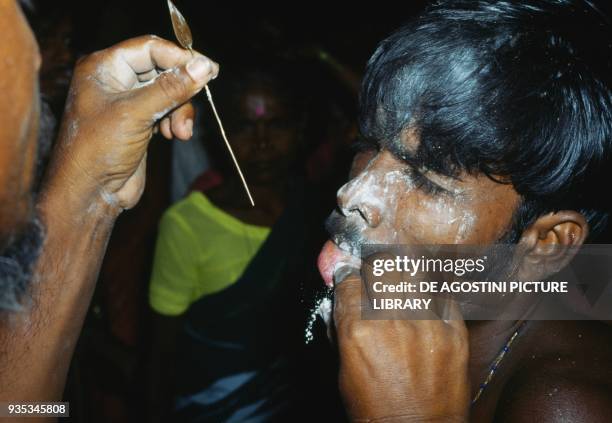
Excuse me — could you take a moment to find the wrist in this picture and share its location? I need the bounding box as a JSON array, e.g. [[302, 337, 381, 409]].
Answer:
[[38, 161, 122, 227]]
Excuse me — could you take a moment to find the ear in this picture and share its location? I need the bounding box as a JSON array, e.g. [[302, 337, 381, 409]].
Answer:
[[515, 211, 588, 280]]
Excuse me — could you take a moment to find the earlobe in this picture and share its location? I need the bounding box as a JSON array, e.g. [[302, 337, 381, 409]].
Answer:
[[516, 211, 589, 280]]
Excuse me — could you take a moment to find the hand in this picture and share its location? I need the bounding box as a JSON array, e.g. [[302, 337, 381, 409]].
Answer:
[[333, 272, 470, 422], [48, 35, 218, 211]]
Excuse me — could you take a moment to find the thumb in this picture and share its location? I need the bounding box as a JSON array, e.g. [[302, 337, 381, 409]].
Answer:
[[131, 55, 217, 122]]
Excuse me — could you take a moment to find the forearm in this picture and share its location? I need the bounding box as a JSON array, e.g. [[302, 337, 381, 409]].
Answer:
[[0, 33, 215, 408], [0, 171, 120, 402]]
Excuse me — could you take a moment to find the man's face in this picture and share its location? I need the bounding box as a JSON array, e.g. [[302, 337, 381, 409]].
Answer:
[[0, 0, 41, 247], [0, 0, 44, 310], [318, 129, 520, 286]]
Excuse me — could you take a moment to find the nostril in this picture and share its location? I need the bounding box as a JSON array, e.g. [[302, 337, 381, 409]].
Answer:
[[338, 205, 350, 217], [339, 205, 382, 228], [338, 205, 363, 220], [259, 139, 272, 150], [360, 205, 382, 228]]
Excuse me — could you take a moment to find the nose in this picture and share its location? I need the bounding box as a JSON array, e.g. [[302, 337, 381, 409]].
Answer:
[[255, 122, 270, 151], [336, 170, 384, 228]]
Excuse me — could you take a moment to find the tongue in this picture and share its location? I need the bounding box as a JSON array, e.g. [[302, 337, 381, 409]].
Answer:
[[317, 240, 360, 287]]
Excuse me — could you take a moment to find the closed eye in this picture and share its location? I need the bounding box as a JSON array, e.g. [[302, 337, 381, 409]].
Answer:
[[405, 167, 450, 196]]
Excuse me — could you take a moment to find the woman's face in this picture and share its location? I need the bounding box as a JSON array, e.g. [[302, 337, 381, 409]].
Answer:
[[228, 86, 300, 185]]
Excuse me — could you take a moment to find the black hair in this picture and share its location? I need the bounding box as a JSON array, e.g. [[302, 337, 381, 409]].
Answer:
[[359, 0, 612, 240]]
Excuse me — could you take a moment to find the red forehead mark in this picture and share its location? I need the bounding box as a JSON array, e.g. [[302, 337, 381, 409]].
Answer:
[[247, 95, 267, 118]]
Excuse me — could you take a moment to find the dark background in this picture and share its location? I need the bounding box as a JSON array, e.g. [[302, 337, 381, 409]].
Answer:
[[25, 1, 428, 422]]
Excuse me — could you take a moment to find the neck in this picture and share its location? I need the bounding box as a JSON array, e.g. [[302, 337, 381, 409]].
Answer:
[[466, 320, 525, 398], [229, 175, 289, 208]]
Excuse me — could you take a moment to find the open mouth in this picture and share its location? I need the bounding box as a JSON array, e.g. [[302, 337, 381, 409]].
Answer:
[[316, 237, 361, 287]]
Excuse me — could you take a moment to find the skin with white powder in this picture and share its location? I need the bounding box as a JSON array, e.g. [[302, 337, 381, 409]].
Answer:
[[333, 130, 519, 247], [317, 129, 521, 319]]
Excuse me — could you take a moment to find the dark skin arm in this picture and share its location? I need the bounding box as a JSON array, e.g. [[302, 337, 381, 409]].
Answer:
[[0, 36, 218, 415]]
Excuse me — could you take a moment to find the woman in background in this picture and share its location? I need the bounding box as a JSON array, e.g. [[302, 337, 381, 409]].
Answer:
[[148, 58, 314, 422]]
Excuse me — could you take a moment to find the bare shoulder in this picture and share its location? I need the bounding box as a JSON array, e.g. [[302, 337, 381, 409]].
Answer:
[[495, 320, 612, 422]]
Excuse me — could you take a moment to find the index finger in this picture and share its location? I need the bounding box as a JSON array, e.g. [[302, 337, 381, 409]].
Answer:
[[102, 35, 218, 87], [333, 272, 364, 327], [113, 35, 194, 73]]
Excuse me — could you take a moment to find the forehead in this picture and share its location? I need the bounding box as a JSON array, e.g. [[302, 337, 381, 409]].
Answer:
[[240, 86, 287, 117]]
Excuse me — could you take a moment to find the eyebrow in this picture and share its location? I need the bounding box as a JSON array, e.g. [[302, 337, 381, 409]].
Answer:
[[380, 137, 421, 169], [378, 136, 464, 197]]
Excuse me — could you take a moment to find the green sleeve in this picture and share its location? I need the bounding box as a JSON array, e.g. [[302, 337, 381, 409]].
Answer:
[[149, 210, 199, 316]]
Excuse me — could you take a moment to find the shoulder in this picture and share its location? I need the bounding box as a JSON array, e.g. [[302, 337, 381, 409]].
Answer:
[[496, 360, 612, 422], [165, 191, 209, 216], [496, 321, 612, 422], [161, 192, 221, 229]]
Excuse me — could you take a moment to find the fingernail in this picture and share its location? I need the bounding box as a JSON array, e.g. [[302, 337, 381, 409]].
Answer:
[[185, 119, 193, 137], [186, 57, 211, 81]]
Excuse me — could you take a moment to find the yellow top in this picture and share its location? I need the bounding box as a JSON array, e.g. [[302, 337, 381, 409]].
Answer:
[[149, 191, 270, 316]]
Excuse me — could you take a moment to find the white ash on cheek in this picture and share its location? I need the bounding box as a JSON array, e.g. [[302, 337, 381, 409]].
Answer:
[[454, 210, 478, 243], [405, 189, 474, 242]]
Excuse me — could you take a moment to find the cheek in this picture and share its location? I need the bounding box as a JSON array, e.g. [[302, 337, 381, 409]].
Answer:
[[393, 193, 482, 244], [398, 196, 515, 244], [270, 130, 298, 155], [231, 134, 253, 157]]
